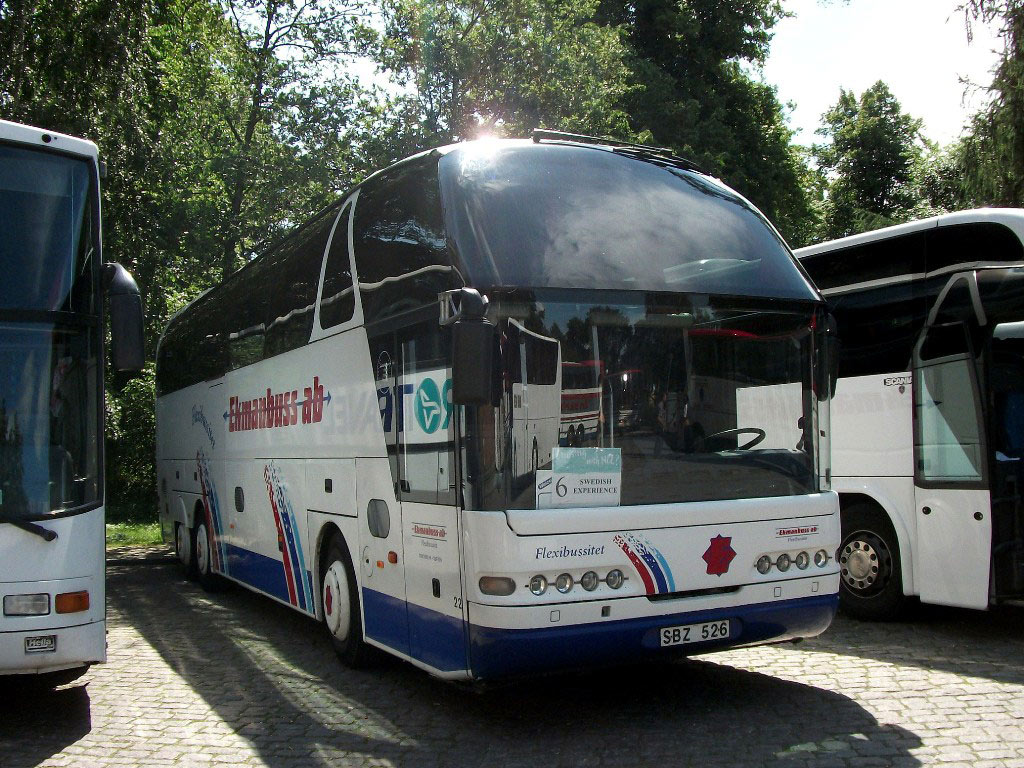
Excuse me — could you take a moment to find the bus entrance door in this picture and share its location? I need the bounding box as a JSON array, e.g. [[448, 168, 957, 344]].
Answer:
[[912, 277, 992, 609]]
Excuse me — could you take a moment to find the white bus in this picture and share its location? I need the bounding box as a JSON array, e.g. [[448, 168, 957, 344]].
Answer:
[[797, 210, 1024, 618], [156, 133, 841, 681], [0, 120, 144, 684]]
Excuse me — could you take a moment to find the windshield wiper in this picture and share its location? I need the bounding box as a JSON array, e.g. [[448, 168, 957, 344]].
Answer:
[[1, 518, 58, 541]]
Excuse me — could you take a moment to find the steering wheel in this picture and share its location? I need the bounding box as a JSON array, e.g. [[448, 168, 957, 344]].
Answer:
[[703, 427, 766, 451]]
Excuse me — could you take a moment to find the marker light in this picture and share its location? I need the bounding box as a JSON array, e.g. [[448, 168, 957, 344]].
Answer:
[[3, 594, 50, 616], [529, 575, 548, 596], [55, 590, 90, 614], [606, 569, 625, 589], [795, 552, 810, 570], [580, 571, 599, 591], [776, 553, 791, 572], [814, 549, 830, 567], [479, 577, 516, 596], [556, 573, 574, 593], [756, 555, 772, 575]]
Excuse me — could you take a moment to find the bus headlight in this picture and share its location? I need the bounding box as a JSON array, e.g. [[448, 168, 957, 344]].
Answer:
[[776, 553, 791, 572], [795, 552, 810, 570], [606, 569, 625, 589], [479, 577, 516, 596], [3, 593, 50, 616], [555, 573, 574, 593], [756, 555, 772, 574], [814, 549, 830, 567], [529, 575, 548, 596], [580, 571, 599, 591]]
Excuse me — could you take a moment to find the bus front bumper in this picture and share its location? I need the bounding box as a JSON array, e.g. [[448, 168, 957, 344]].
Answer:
[[467, 592, 837, 680], [0, 619, 104, 676]]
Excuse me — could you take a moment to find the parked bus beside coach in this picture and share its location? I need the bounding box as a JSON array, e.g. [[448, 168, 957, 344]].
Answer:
[[797, 210, 1024, 619], [0, 119, 144, 684], [156, 131, 841, 681]]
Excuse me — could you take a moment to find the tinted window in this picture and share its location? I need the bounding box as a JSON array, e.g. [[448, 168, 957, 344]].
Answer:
[[353, 157, 457, 324], [319, 203, 355, 329], [927, 222, 1024, 272], [0, 145, 96, 314], [264, 206, 339, 353], [157, 205, 338, 394], [440, 144, 816, 300], [827, 284, 930, 377], [801, 231, 927, 292]]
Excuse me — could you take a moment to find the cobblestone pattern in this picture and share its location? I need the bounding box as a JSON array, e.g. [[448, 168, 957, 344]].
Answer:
[[1, 553, 1023, 768]]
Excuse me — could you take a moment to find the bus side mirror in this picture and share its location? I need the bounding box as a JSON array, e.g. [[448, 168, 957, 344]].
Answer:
[[104, 262, 145, 372], [452, 319, 494, 405], [444, 288, 494, 405]]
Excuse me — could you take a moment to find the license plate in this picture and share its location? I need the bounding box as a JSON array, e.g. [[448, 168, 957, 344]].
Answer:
[[659, 620, 730, 647], [25, 635, 56, 654]]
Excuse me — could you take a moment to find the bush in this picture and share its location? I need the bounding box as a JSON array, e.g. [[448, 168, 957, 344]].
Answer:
[[105, 364, 157, 523]]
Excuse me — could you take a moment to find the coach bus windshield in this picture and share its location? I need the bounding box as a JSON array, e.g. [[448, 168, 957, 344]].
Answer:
[[0, 144, 100, 521], [469, 290, 822, 511], [439, 142, 817, 301]]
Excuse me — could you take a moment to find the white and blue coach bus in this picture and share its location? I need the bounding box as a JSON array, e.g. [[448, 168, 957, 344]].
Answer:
[[156, 132, 841, 681], [0, 119, 143, 684]]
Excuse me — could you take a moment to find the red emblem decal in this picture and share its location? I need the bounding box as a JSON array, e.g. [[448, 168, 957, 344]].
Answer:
[[702, 535, 736, 576]]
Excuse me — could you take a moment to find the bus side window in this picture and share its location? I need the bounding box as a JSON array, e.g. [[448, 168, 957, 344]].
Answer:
[[264, 206, 337, 355], [319, 202, 355, 329], [352, 157, 456, 325], [397, 322, 455, 504]]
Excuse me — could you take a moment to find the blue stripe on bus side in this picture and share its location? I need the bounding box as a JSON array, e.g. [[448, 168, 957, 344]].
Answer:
[[467, 593, 838, 680], [224, 543, 312, 610], [361, 588, 468, 672]]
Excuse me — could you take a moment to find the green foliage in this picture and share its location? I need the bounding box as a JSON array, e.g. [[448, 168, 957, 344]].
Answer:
[[378, 0, 633, 143], [106, 521, 163, 547], [594, 0, 817, 245], [959, 1, 1024, 205], [105, 365, 157, 521], [814, 81, 927, 239]]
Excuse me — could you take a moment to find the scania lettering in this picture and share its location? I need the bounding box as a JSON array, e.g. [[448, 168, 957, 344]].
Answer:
[[797, 210, 1024, 618], [156, 131, 840, 680], [0, 120, 144, 684]]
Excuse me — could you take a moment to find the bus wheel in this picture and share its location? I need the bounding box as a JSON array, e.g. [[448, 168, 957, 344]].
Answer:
[[838, 504, 905, 620], [321, 536, 372, 668], [175, 522, 197, 581], [194, 520, 222, 592]]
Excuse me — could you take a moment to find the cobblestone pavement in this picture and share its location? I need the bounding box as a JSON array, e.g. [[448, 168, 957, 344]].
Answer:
[[2, 550, 1023, 768]]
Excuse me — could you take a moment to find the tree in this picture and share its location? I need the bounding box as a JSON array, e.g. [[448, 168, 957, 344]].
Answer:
[[814, 81, 925, 239], [960, 1, 1024, 205], [593, 0, 817, 246], [377, 0, 633, 145]]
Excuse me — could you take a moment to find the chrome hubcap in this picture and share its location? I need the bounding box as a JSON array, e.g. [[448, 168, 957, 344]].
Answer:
[[839, 532, 891, 595]]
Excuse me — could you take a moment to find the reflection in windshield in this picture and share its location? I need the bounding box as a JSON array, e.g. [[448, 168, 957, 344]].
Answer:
[[0, 145, 94, 312], [0, 323, 100, 520], [440, 144, 817, 300], [465, 291, 821, 511]]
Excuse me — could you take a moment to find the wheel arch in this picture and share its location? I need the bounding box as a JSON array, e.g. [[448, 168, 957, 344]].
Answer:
[[837, 490, 916, 598], [313, 521, 358, 621]]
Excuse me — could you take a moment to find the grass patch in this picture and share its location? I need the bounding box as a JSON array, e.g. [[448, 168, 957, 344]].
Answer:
[[106, 522, 163, 548]]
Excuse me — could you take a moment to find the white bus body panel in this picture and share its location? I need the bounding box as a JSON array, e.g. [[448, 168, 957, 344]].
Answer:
[[915, 487, 992, 609], [0, 507, 106, 674]]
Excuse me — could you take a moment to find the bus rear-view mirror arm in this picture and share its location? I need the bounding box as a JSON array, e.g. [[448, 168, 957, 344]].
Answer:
[[103, 262, 145, 373], [446, 288, 495, 405]]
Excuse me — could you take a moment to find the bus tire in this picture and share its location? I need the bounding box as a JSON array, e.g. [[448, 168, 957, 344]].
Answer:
[[321, 536, 372, 668], [175, 521, 197, 580], [838, 503, 905, 621], [194, 520, 223, 592]]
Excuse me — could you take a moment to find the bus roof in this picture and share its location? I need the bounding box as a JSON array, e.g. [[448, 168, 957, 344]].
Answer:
[[0, 119, 99, 160], [794, 208, 1024, 259]]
